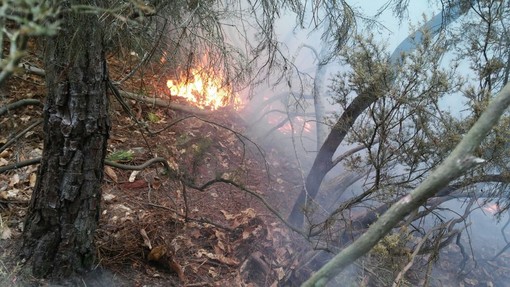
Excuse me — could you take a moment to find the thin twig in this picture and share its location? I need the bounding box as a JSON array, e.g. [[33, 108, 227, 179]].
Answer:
[[147, 202, 233, 231], [183, 176, 306, 237], [0, 120, 43, 154]]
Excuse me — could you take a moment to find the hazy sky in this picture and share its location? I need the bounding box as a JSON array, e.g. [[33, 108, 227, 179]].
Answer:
[[276, 1, 444, 69]]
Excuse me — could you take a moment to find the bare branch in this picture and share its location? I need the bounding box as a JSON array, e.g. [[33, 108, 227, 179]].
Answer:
[[303, 82, 510, 286]]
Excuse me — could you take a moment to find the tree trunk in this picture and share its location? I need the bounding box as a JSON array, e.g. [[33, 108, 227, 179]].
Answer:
[[287, 90, 379, 227], [21, 1, 109, 278]]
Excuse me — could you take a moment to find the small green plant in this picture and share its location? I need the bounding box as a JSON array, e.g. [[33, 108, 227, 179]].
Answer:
[[147, 112, 160, 123], [107, 150, 134, 162]]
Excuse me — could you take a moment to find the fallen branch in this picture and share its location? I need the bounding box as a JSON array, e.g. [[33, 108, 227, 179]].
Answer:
[[20, 63, 46, 77], [119, 90, 212, 116], [0, 99, 43, 117], [2, 153, 303, 243], [105, 157, 169, 171], [0, 157, 169, 174], [0, 158, 41, 173], [11, 63, 211, 117], [147, 202, 234, 232], [0, 120, 43, 154]]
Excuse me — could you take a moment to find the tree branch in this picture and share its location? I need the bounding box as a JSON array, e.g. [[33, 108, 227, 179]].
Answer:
[[0, 120, 43, 154], [0, 99, 43, 117], [0, 157, 169, 174], [303, 82, 510, 287]]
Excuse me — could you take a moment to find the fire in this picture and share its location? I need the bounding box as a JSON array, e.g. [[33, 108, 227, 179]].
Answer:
[[166, 68, 240, 110], [477, 199, 502, 214], [482, 202, 501, 214]]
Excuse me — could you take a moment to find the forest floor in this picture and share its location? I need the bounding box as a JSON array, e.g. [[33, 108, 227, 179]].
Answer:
[[0, 47, 311, 286], [2, 45, 510, 287]]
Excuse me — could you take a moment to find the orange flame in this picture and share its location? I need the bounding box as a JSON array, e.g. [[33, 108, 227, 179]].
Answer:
[[482, 203, 501, 214], [166, 68, 240, 110], [477, 199, 502, 214]]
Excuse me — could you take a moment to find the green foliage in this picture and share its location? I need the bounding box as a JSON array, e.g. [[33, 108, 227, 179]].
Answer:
[[305, 2, 510, 285], [146, 111, 160, 123], [175, 134, 212, 177], [371, 233, 409, 258], [328, 21, 466, 195], [176, 133, 191, 146]]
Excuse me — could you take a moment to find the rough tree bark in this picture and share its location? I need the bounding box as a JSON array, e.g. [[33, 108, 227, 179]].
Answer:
[[20, 0, 109, 278]]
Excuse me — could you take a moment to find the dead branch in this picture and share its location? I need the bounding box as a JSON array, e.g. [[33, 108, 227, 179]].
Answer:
[[0, 157, 169, 174], [119, 90, 212, 116], [106, 157, 170, 171], [492, 213, 510, 260], [147, 202, 234, 232], [246, 92, 312, 121], [261, 117, 290, 139], [0, 99, 43, 117], [0, 158, 41, 173], [323, 171, 367, 210], [491, 239, 510, 260], [147, 115, 196, 134], [392, 224, 437, 287], [116, 18, 167, 84], [331, 140, 380, 167], [1, 154, 293, 243], [0, 120, 43, 154], [288, 86, 381, 227], [20, 63, 46, 77]]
